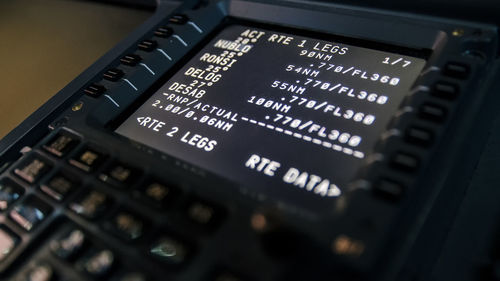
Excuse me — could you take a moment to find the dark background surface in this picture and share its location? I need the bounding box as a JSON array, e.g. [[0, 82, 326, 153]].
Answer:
[[0, 0, 152, 138]]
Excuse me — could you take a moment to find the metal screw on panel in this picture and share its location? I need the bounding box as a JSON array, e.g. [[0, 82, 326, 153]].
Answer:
[[452, 28, 465, 37], [72, 101, 84, 112]]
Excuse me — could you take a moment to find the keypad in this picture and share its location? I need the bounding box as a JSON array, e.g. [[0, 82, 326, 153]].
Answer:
[[0, 131, 229, 279]]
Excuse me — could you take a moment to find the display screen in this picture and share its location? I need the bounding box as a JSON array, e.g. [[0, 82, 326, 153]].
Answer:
[[116, 25, 426, 211]]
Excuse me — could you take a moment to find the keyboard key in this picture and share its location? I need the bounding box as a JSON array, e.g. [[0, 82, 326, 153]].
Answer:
[[25, 263, 54, 281], [185, 198, 224, 230], [154, 26, 173, 38], [69, 190, 110, 220], [432, 81, 459, 100], [50, 229, 86, 260], [0, 226, 18, 261], [150, 236, 189, 265], [138, 40, 157, 52], [103, 68, 124, 82], [105, 210, 145, 241], [419, 103, 447, 122], [69, 146, 106, 173], [135, 180, 178, 209], [390, 152, 419, 172], [120, 54, 142, 66], [40, 172, 78, 201], [443, 62, 470, 79], [373, 178, 405, 202], [0, 178, 23, 211], [405, 126, 434, 147], [80, 249, 115, 277], [99, 161, 140, 188], [14, 156, 52, 184], [10, 198, 51, 231], [42, 133, 79, 158], [169, 14, 188, 24], [84, 83, 106, 98]]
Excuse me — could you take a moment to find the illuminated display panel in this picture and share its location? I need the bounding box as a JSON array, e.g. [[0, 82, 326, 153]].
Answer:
[[116, 25, 426, 211]]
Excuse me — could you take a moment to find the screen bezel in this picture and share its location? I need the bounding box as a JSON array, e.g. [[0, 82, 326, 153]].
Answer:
[[105, 17, 431, 213]]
